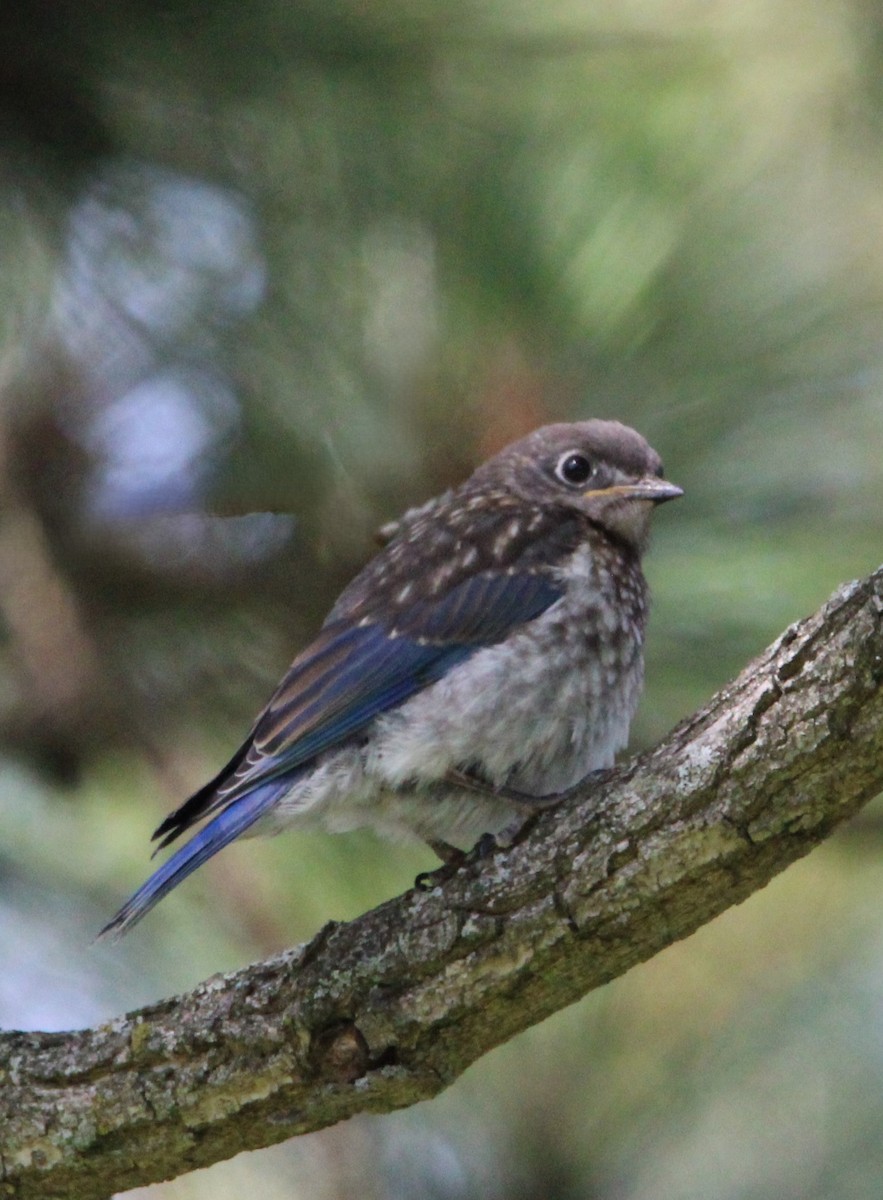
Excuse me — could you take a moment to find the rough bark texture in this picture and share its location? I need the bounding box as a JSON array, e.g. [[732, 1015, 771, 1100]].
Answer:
[[2, 566, 883, 1199]]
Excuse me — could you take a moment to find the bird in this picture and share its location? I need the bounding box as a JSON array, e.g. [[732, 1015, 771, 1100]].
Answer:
[[99, 419, 682, 938]]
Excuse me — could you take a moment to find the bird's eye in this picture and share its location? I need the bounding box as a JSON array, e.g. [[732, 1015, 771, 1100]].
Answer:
[[554, 451, 595, 487]]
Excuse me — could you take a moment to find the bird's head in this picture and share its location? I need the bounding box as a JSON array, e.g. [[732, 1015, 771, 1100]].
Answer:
[[474, 420, 683, 551]]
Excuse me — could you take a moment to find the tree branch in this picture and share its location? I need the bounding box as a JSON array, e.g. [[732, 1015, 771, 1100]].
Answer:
[[3, 566, 883, 1199]]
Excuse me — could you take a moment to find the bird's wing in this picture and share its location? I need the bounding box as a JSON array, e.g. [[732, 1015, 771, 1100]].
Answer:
[[98, 568, 562, 939], [151, 567, 562, 851], [99, 565, 564, 939]]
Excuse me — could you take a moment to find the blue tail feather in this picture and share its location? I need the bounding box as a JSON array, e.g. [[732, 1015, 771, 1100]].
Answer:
[[96, 778, 293, 941]]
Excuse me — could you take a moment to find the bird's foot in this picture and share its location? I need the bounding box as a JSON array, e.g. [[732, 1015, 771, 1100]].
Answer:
[[414, 839, 465, 890], [414, 833, 499, 890]]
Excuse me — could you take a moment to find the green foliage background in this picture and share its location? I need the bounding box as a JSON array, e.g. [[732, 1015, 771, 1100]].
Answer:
[[2, 2, 883, 1196]]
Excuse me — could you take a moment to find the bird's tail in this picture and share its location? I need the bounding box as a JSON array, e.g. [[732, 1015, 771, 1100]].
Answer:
[[96, 778, 292, 941]]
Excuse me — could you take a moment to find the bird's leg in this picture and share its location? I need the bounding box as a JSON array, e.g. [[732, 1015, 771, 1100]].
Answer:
[[413, 768, 611, 891], [443, 765, 612, 809], [414, 840, 465, 890], [414, 834, 499, 890], [427, 838, 466, 866]]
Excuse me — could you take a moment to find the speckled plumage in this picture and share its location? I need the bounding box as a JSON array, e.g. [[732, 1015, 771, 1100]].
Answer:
[[101, 420, 682, 938]]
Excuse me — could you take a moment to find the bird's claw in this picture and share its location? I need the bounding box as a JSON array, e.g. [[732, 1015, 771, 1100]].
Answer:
[[414, 862, 459, 890], [414, 832, 500, 890]]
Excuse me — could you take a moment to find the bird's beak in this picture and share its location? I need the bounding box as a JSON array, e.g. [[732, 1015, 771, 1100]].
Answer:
[[583, 478, 684, 505]]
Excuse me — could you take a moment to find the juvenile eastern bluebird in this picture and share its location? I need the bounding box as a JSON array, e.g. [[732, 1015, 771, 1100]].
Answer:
[[100, 420, 681, 938]]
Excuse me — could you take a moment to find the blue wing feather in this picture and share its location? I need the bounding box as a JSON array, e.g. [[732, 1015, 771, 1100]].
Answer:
[[97, 777, 295, 939], [255, 625, 475, 761], [391, 570, 559, 642]]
